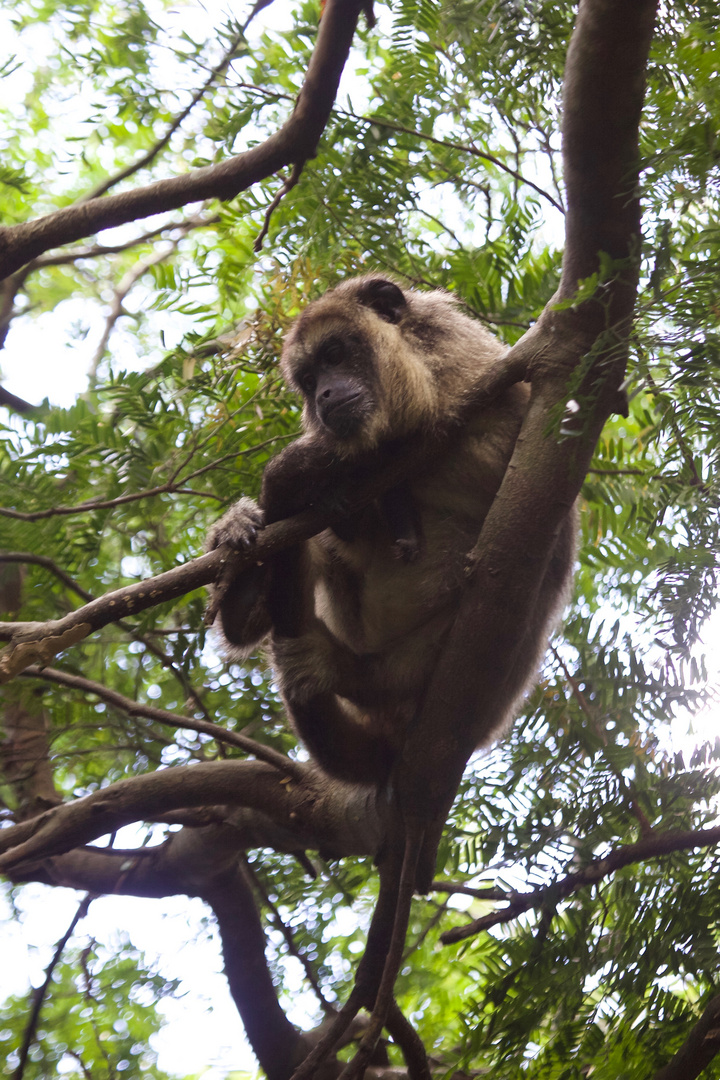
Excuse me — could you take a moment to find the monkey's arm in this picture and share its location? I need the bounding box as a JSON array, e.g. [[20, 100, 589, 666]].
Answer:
[[206, 443, 368, 653], [206, 497, 272, 653], [262, 438, 423, 558], [261, 436, 364, 524]]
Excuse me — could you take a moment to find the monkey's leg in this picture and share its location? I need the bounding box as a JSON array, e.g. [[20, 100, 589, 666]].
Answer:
[[267, 546, 397, 784], [216, 563, 271, 651]]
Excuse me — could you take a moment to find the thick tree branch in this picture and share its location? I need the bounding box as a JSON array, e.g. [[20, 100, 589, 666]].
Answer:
[[0, 0, 366, 281], [202, 861, 307, 1080], [0, 759, 383, 871], [394, 0, 659, 891], [6, 811, 321, 894], [440, 822, 720, 945], [0, 386, 34, 413], [1, 694, 62, 819], [652, 992, 720, 1080], [560, 0, 658, 295]]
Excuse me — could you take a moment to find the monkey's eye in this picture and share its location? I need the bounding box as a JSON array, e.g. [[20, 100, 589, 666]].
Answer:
[[299, 372, 316, 394], [318, 339, 344, 367]]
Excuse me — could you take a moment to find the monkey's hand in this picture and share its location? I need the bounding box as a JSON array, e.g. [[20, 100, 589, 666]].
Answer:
[[206, 496, 266, 554], [392, 537, 421, 564]]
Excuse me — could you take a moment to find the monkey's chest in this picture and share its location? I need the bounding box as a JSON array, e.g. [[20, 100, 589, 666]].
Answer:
[[313, 514, 471, 653]]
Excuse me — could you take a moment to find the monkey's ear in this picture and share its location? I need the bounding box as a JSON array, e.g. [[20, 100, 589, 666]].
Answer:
[[355, 279, 407, 324]]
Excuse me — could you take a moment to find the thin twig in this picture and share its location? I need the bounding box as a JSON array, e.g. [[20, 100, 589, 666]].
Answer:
[[88, 241, 184, 383], [0, 482, 209, 522], [0, 552, 93, 602], [253, 162, 305, 252], [225, 79, 565, 213], [0, 551, 214, 721], [244, 857, 335, 1010], [29, 215, 217, 271], [80, 30, 248, 201], [401, 900, 448, 961], [21, 664, 302, 777], [441, 820, 720, 945], [12, 894, 93, 1080], [431, 880, 506, 901], [550, 644, 653, 836]]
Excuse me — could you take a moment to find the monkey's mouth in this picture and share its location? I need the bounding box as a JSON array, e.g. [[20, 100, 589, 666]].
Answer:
[[320, 393, 365, 437]]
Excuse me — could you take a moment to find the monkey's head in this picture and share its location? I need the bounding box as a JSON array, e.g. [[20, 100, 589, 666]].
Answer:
[[280, 278, 449, 455], [281, 276, 507, 456]]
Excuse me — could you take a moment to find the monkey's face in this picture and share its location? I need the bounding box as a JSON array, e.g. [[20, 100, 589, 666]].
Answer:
[[292, 331, 375, 440], [281, 277, 440, 454]]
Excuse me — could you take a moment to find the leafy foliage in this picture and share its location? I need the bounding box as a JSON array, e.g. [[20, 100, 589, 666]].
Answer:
[[0, 939, 183, 1079], [2, 0, 720, 1078]]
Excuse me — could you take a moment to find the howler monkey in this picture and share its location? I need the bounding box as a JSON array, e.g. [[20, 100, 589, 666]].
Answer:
[[207, 277, 576, 784]]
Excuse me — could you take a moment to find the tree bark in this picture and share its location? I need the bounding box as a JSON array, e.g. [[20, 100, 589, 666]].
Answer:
[[395, 0, 660, 890]]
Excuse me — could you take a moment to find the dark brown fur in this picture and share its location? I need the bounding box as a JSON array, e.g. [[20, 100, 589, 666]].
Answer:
[[208, 277, 576, 784]]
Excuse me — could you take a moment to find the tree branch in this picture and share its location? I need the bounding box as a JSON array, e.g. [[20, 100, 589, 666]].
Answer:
[[202, 861, 307, 1080], [0, 386, 34, 413], [5, 811, 322, 895], [87, 241, 184, 383], [0, 759, 383, 871], [0, 552, 93, 601], [289, 822, 423, 1080], [20, 664, 299, 775], [245, 857, 335, 1011], [0, 0, 366, 280], [440, 822, 720, 945], [12, 894, 93, 1080], [394, 0, 660, 892], [0, 480, 225, 521], [27, 214, 217, 269], [652, 992, 720, 1080], [0, 694, 62, 819]]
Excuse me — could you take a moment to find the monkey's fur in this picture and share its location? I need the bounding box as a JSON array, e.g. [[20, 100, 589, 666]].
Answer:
[[208, 277, 576, 784]]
